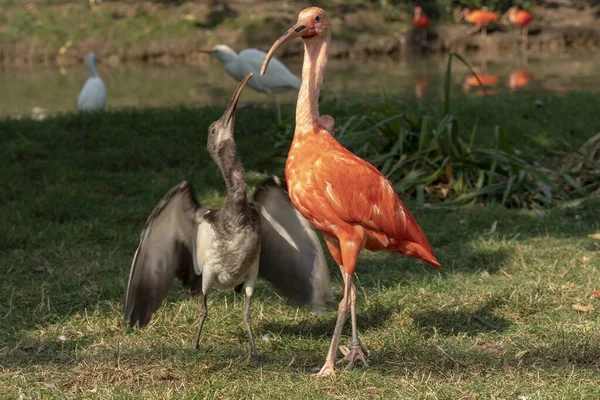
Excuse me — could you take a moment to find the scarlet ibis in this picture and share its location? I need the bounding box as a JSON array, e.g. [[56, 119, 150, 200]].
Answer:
[[508, 70, 533, 91], [459, 8, 500, 38], [78, 53, 106, 112], [413, 6, 430, 44], [505, 8, 534, 47], [123, 73, 331, 364], [260, 7, 441, 376], [200, 44, 301, 124]]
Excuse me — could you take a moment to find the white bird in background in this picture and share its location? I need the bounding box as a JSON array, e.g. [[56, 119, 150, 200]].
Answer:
[[201, 44, 301, 124], [78, 52, 107, 112]]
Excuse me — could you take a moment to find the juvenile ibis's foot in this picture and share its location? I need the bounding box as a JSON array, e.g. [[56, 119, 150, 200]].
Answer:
[[249, 353, 264, 367], [314, 362, 336, 377], [337, 340, 369, 370]]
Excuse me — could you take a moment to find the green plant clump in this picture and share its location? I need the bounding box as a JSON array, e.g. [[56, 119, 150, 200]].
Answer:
[[270, 53, 598, 208]]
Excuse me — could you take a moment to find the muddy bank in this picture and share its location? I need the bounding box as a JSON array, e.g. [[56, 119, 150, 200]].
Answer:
[[1, 0, 599, 65]]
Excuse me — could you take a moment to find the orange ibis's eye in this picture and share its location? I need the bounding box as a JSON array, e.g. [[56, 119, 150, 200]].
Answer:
[[314, 15, 321, 22]]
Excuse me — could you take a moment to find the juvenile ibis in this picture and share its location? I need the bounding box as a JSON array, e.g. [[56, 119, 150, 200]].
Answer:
[[123, 73, 331, 364], [459, 8, 500, 38], [200, 44, 301, 124], [505, 7, 534, 47], [261, 7, 441, 376], [77, 52, 106, 112], [413, 6, 430, 44]]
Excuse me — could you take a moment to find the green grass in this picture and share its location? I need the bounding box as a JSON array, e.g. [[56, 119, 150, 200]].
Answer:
[[1, 100, 599, 398]]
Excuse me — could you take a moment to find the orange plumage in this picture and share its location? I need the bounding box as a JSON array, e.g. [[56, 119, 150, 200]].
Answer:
[[506, 7, 533, 45], [261, 6, 441, 376], [464, 69, 499, 88], [286, 132, 441, 275], [508, 70, 533, 91], [508, 8, 533, 27], [413, 6, 430, 29], [465, 9, 500, 25], [460, 8, 500, 38]]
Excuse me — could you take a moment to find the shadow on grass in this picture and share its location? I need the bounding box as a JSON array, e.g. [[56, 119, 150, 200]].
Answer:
[[1, 109, 599, 374], [369, 335, 600, 376], [258, 300, 395, 340], [412, 296, 511, 336], [4, 326, 599, 377]]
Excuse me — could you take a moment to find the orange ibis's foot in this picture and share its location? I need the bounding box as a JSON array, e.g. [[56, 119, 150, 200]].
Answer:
[[337, 340, 369, 370], [314, 362, 336, 377]]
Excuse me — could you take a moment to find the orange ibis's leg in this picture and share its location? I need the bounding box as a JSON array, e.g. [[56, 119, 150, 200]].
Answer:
[[316, 269, 351, 377], [324, 234, 349, 301], [339, 277, 368, 369], [482, 25, 487, 38], [316, 231, 368, 377], [521, 26, 528, 48], [315, 235, 347, 376], [336, 232, 368, 370]]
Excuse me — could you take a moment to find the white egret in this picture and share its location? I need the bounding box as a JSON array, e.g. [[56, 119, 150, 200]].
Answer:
[[201, 45, 301, 123], [77, 52, 106, 112]]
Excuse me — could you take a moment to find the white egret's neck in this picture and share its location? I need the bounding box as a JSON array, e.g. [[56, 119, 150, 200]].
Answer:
[[296, 32, 330, 132], [86, 57, 98, 78]]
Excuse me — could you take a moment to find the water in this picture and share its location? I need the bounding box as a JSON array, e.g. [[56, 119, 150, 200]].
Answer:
[[2, 51, 600, 118]]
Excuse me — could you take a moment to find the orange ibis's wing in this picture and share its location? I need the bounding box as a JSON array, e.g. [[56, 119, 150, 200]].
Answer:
[[313, 151, 436, 258]]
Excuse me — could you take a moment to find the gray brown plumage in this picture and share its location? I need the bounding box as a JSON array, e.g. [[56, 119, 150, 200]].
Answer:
[[123, 73, 331, 363]]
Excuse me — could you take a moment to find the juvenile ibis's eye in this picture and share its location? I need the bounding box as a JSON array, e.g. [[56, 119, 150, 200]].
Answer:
[[314, 15, 321, 22], [210, 128, 216, 135]]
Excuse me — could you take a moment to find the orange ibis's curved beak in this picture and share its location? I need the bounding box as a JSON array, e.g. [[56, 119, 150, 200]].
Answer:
[[220, 72, 253, 126], [260, 22, 308, 76]]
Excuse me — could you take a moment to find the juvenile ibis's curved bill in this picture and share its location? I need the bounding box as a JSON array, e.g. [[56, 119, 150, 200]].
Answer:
[[260, 24, 308, 76], [220, 72, 253, 130]]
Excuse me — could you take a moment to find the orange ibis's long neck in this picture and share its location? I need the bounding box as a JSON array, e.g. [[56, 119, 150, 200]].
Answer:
[[295, 32, 330, 133]]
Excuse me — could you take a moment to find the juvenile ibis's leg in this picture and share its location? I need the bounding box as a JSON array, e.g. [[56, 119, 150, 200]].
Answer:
[[193, 294, 208, 349], [243, 262, 263, 365], [243, 292, 262, 365]]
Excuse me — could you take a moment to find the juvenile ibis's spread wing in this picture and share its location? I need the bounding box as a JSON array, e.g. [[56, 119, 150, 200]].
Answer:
[[313, 151, 441, 268], [252, 177, 332, 310], [123, 181, 206, 328]]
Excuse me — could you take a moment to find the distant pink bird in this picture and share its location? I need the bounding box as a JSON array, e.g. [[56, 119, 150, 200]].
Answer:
[[460, 8, 500, 38], [413, 6, 430, 44], [505, 8, 534, 46]]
